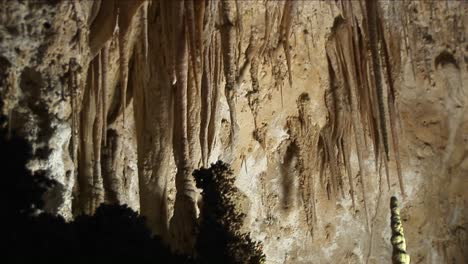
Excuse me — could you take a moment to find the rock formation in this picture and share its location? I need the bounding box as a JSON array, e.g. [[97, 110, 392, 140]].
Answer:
[[0, 0, 466, 262]]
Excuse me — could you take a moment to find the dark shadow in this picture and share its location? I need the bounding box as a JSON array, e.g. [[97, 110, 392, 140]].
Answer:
[[0, 98, 191, 263], [280, 141, 299, 211]]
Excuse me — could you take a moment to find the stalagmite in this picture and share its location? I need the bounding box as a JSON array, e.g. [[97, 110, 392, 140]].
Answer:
[[390, 196, 411, 264]]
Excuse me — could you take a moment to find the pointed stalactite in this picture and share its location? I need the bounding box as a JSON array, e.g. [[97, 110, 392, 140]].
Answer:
[[235, 0, 243, 76], [378, 17, 406, 196], [355, 1, 383, 170], [207, 33, 222, 159], [92, 52, 104, 212], [200, 46, 212, 166], [220, 0, 240, 151], [341, 134, 355, 209], [366, 0, 389, 161], [279, 0, 296, 88], [185, 0, 200, 95], [186, 49, 202, 169], [68, 59, 80, 167], [101, 41, 109, 146], [198, 0, 219, 166], [323, 15, 371, 229], [142, 1, 148, 63], [118, 29, 128, 129], [78, 60, 97, 214]]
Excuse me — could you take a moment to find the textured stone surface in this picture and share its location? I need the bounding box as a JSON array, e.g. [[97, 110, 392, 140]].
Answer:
[[0, 1, 466, 263]]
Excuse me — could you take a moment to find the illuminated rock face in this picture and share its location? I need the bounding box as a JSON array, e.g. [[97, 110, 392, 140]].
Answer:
[[1, 1, 466, 263]]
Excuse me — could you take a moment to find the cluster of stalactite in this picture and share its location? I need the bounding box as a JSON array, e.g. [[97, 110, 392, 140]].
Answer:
[[65, 0, 298, 253], [71, 0, 410, 251], [317, 0, 405, 229]]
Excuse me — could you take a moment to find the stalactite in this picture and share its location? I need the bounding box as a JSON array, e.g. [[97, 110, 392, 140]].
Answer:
[[68, 59, 78, 165], [200, 45, 212, 166], [341, 134, 355, 209], [116, 0, 145, 128], [279, 0, 296, 88], [142, 1, 148, 63], [366, 0, 389, 160], [101, 41, 109, 146], [92, 52, 104, 212], [378, 16, 406, 196], [235, 0, 243, 76], [260, 3, 273, 57], [118, 30, 127, 129], [207, 33, 222, 158], [170, 1, 198, 253], [78, 60, 97, 214], [187, 49, 202, 169], [220, 0, 239, 151], [344, 26, 370, 230], [88, 0, 116, 58], [199, 0, 220, 165], [131, 1, 173, 238], [185, 0, 200, 95]]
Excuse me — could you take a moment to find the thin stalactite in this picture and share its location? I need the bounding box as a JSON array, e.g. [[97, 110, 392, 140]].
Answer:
[[220, 0, 240, 153], [279, 0, 295, 88], [378, 16, 406, 196], [366, 0, 389, 161], [101, 41, 109, 146], [92, 52, 104, 212], [207, 33, 222, 158], [142, 1, 148, 63]]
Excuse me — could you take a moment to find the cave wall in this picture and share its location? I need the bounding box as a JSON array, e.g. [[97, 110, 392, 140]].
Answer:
[[0, 1, 467, 263]]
